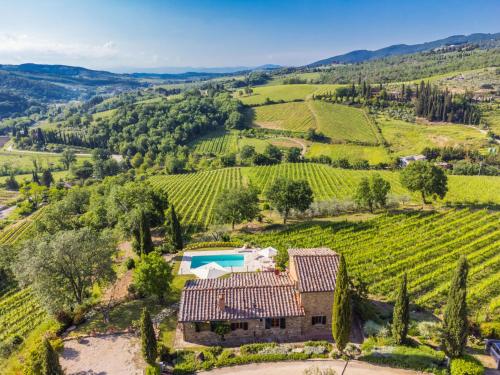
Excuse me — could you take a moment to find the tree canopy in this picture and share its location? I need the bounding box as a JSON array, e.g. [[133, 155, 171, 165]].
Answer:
[[400, 161, 447, 203], [265, 178, 313, 224], [214, 186, 260, 229]]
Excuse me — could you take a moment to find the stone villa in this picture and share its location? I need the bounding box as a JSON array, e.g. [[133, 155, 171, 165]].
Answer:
[[178, 248, 340, 345]]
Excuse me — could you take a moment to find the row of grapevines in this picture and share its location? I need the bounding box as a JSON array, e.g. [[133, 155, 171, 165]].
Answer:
[[239, 208, 500, 313]]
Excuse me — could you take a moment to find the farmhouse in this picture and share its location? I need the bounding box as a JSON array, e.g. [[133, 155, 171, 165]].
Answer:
[[400, 154, 427, 166], [178, 248, 340, 345]]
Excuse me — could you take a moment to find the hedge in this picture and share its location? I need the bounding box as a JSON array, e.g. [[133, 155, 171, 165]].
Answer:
[[450, 355, 484, 375], [183, 241, 242, 250]]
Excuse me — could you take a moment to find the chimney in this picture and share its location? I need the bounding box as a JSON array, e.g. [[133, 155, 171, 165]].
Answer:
[[217, 293, 225, 311], [274, 268, 280, 276]]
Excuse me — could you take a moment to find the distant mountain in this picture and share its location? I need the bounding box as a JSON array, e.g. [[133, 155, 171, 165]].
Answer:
[[114, 64, 282, 74], [309, 32, 500, 66]]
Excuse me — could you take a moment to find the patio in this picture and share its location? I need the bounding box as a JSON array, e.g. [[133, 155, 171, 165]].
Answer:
[[178, 247, 277, 276]]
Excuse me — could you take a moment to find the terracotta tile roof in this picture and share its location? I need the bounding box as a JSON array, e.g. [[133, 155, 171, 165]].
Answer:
[[178, 272, 304, 322], [288, 248, 340, 293]]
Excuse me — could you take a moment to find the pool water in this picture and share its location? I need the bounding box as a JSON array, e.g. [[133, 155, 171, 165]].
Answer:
[[191, 254, 244, 269]]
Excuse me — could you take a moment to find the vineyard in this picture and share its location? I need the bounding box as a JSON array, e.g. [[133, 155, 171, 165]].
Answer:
[[0, 207, 48, 363], [190, 131, 238, 155], [149, 168, 242, 227], [0, 288, 48, 344], [148, 164, 500, 227], [309, 102, 379, 144], [240, 208, 500, 315], [253, 102, 316, 132], [306, 143, 390, 165], [0, 190, 18, 206]]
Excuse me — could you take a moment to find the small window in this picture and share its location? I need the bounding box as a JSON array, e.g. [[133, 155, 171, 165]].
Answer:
[[230, 322, 248, 331], [312, 316, 327, 325], [265, 318, 285, 329]]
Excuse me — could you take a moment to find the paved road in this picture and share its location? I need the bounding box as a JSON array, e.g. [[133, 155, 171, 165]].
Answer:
[[197, 359, 425, 374]]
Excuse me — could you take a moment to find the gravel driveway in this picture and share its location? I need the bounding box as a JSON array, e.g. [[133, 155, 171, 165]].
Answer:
[[61, 334, 145, 375], [197, 359, 425, 375]]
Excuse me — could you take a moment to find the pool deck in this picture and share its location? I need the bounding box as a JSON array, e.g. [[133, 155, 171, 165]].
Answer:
[[179, 248, 275, 276]]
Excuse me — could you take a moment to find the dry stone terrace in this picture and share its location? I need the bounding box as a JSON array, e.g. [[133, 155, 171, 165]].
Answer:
[[177, 248, 341, 346]]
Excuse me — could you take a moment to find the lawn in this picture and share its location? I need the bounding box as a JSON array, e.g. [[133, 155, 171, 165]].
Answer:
[[377, 116, 488, 156], [0, 151, 90, 174], [253, 102, 315, 132], [237, 84, 341, 105], [307, 143, 391, 164], [310, 102, 379, 144]]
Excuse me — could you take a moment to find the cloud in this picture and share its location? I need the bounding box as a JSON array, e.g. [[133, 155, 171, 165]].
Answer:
[[0, 33, 120, 66]]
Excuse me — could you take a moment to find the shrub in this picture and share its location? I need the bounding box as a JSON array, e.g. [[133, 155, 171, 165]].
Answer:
[[303, 366, 338, 375], [450, 355, 484, 375], [479, 322, 500, 339], [145, 364, 161, 375], [183, 241, 242, 250], [417, 321, 441, 340], [240, 342, 276, 355], [126, 258, 136, 270], [304, 340, 332, 351], [55, 310, 74, 328], [304, 345, 327, 355], [258, 345, 291, 355], [363, 320, 383, 337]]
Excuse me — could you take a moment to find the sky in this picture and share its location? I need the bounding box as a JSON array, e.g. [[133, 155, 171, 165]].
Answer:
[[0, 0, 499, 72]]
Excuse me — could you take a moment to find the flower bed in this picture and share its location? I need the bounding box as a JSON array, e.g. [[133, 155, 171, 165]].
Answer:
[[172, 341, 331, 374]]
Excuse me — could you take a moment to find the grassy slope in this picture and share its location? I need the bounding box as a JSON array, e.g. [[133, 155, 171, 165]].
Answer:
[[307, 143, 391, 164], [0, 150, 90, 173], [237, 84, 341, 105], [310, 102, 378, 143], [253, 102, 315, 132], [377, 116, 488, 156]]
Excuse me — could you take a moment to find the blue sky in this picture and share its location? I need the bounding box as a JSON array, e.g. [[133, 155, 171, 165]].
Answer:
[[0, 0, 498, 71]]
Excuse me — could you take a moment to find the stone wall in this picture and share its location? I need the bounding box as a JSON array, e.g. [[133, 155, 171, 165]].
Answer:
[[300, 291, 334, 340], [182, 316, 304, 345]]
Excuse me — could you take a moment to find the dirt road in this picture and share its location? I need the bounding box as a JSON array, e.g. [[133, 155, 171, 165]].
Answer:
[[197, 359, 425, 375]]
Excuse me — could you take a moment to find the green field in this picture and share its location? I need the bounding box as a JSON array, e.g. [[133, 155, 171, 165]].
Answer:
[[0, 150, 90, 174], [307, 143, 391, 164], [480, 100, 500, 134], [377, 116, 488, 156], [240, 208, 499, 314], [149, 163, 500, 226], [237, 84, 341, 105], [190, 131, 239, 155], [253, 102, 315, 132], [310, 102, 378, 143]]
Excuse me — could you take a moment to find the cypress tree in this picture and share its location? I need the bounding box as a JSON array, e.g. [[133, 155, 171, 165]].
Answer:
[[41, 337, 64, 375], [32, 171, 40, 185], [133, 209, 154, 255], [392, 273, 409, 344], [141, 308, 157, 365], [332, 254, 351, 352], [169, 205, 183, 250], [442, 256, 468, 358]]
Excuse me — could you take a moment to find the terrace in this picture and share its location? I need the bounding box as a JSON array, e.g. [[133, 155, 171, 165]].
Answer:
[[178, 247, 277, 277]]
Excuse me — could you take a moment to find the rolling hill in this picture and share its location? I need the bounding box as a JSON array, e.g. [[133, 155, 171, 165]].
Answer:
[[309, 32, 500, 66]]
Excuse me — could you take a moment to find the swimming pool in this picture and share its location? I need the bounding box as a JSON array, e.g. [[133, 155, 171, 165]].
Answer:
[[191, 254, 244, 269]]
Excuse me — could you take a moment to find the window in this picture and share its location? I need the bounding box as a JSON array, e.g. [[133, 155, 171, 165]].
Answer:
[[230, 322, 248, 331], [312, 316, 327, 325], [265, 318, 286, 329], [195, 322, 211, 332]]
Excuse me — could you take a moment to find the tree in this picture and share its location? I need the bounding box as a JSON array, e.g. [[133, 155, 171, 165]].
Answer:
[[332, 254, 351, 352], [141, 308, 157, 365], [15, 228, 117, 313], [392, 273, 409, 344], [60, 148, 76, 170], [167, 205, 183, 250], [354, 177, 373, 212], [40, 170, 54, 187], [133, 252, 172, 303], [265, 178, 313, 224], [442, 256, 468, 358], [240, 145, 256, 160], [400, 161, 447, 204], [371, 174, 391, 208], [264, 144, 283, 164], [286, 147, 302, 163], [41, 338, 64, 375], [131, 208, 154, 255], [214, 186, 260, 229], [5, 174, 19, 191]]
